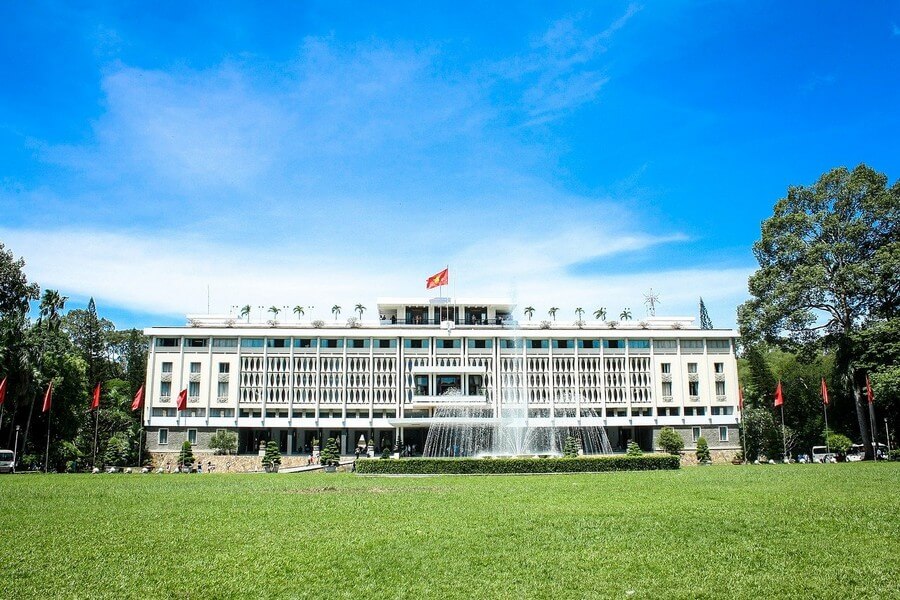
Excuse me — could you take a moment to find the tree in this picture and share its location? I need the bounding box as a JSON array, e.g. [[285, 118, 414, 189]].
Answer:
[[240, 305, 251, 322], [741, 406, 778, 461], [626, 441, 643, 456], [320, 437, 340, 466], [699, 298, 713, 330], [62, 298, 114, 384], [0, 242, 40, 316], [209, 430, 237, 455], [103, 434, 129, 467], [331, 305, 341, 321], [355, 304, 366, 320], [292, 305, 305, 320], [738, 164, 900, 456], [548, 307, 558, 321], [826, 432, 853, 455], [268, 306, 281, 324], [563, 434, 579, 458], [620, 308, 632, 320], [38, 289, 67, 331], [523, 306, 535, 321], [593, 307, 607, 321], [262, 440, 282, 471], [574, 307, 584, 321], [695, 437, 711, 463], [178, 440, 194, 470], [657, 426, 684, 455]]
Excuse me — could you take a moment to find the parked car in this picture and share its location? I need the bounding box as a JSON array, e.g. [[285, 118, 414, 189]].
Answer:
[[846, 443, 889, 461], [811, 446, 836, 463], [0, 449, 14, 473]]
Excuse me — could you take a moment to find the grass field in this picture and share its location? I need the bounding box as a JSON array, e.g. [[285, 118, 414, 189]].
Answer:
[[1, 464, 898, 599]]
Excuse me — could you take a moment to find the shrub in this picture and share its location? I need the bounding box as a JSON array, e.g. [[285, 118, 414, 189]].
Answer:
[[356, 455, 680, 475], [563, 435, 579, 458], [103, 434, 130, 467], [696, 437, 711, 463], [209, 430, 238, 455], [626, 441, 643, 456], [178, 441, 194, 469], [889, 449, 900, 461], [826, 433, 853, 455], [320, 437, 340, 466], [262, 441, 282, 471], [657, 427, 684, 455]]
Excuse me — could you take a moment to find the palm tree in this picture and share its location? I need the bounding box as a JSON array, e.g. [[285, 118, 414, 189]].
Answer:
[[268, 306, 281, 323], [355, 303, 366, 320], [38, 289, 67, 331], [548, 307, 559, 321], [332, 305, 342, 321], [620, 308, 632, 320], [524, 306, 535, 321], [293, 305, 305, 320], [593, 307, 607, 321], [575, 307, 584, 321], [240, 304, 251, 323]]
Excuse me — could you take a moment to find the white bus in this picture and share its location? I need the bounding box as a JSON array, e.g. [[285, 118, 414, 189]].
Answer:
[[0, 449, 14, 474]]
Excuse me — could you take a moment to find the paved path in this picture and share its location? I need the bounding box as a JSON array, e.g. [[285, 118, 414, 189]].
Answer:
[[278, 458, 356, 473]]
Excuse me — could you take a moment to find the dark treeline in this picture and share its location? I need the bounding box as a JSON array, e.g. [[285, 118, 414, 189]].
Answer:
[[0, 242, 147, 471], [737, 164, 900, 460]]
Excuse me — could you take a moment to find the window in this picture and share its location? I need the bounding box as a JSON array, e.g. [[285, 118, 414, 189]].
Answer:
[[209, 408, 235, 418], [661, 382, 673, 396], [711, 407, 734, 416], [348, 339, 369, 349], [158, 429, 169, 445], [218, 362, 230, 374], [404, 339, 428, 349], [719, 426, 729, 442], [603, 339, 625, 349], [681, 339, 704, 350], [657, 407, 680, 416], [631, 407, 652, 417], [689, 381, 699, 396], [156, 337, 178, 347], [187, 429, 197, 444], [467, 375, 484, 395], [190, 362, 201, 374], [240, 338, 264, 348], [374, 339, 396, 349], [578, 340, 599, 349], [468, 339, 492, 349], [437, 339, 460, 349], [189, 381, 200, 397], [528, 339, 548, 349], [715, 381, 726, 396], [151, 408, 176, 417], [212, 338, 238, 348], [628, 339, 650, 349], [186, 408, 205, 418], [266, 338, 289, 348], [686, 407, 706, 416], [606, 408, 628, 418], [321, 339, 344, 348], [707, 339, 731, 350], [687, 363, 698, 374], [217, 381, 229, 397], [184, 338, 208, 348], [160, 381, 171, 397], [293, 338, 316, 348], [239, 409, 262, 418], [553, 339, 572, 349], [414, 375, 429, 395], [500, 339, 523, 349], [692, 427, 701, 442], [661, 363, 671, 374], [654, 340, 677, 350], [161, 362, 173, 373], [714, 362, 724, 374]]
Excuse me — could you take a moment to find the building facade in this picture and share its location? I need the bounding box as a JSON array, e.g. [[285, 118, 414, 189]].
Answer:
[[143, 298, 740, 458]]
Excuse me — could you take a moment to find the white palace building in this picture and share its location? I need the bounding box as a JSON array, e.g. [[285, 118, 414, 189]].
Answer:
[[142, 297, 741, 459]]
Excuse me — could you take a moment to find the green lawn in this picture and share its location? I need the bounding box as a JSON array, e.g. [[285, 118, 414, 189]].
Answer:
[[1, 464, 898, 599]]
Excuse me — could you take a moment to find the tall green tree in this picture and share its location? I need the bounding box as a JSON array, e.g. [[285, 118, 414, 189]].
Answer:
[[739, 164, 900, 455], [63, 298, 115, 384]]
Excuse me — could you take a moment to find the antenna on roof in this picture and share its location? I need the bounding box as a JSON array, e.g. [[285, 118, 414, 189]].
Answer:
[[643, 288, 660, 317]]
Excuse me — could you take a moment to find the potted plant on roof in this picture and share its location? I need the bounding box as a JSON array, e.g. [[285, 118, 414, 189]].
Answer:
[[320, 437, 340, 472], [262, 441, 282, 473]]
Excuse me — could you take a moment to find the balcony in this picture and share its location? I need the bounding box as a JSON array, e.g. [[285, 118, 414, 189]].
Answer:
[[160, 373, 172, 382], [158, 395, 171, 404], [188, 395, 200, 404], [189, 373, 201, 383], [408, 394, 488, 408], [660, 373, 672, 383], [218, 373, 229, 383], [216, 396, 229, 404]]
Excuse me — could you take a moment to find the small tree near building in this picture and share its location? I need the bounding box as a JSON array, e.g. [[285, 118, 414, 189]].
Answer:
[[696, 437, 711, 464], [320, 437, 341, 466], [103, 434, 130, 467], [178, 441, 195, 471], [209, 430, 238, 455], [657, 427, 684, 455], [563, 435, 579, 458], [826, 432, 853, 456], [262, 441, 282, 472], [626, 441, 643, 456]]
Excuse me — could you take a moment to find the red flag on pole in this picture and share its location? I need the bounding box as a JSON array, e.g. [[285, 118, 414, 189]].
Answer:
[[774, 380, 784, 408], [131, 384, 145, 411], [42, 381, 53, 413], [91, 383, 101, 411], [176, 388, 187, 411], [738, 386, 744, 411], [426, 268, 449, 289], [821, 378, 829, 406], [865, 375, 874, 405], [0, 376, 7, 406]]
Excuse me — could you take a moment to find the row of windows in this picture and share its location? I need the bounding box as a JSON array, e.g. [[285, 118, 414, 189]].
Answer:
[[157, 336, 732, 351]]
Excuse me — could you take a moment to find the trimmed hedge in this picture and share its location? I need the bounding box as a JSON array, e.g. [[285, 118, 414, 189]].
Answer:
[[356, 454, 680, 475]]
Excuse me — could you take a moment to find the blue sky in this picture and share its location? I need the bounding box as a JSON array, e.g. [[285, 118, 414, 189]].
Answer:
[[2, 1, 899, 329]]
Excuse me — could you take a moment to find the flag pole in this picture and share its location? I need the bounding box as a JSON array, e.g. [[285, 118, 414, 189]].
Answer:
[[92, 407, 100, 469], [823, 402, 830, 453], [780, 403, 787, 462], [44, 403, 52, 473], [740, 394, 747, 465]]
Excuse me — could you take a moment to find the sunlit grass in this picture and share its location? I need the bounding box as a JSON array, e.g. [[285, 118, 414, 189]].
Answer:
[[1, 463, 897, 599]]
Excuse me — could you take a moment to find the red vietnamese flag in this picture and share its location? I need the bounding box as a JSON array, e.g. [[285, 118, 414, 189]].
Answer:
[[426, 268, 449, 289], [821, 378, 829, 406], [176, 388, 188, 411], [865, 375, 875, 405], [774, 380, 784, 408], [42, 381, 53, 413], [91, 383, 101, 411], [738, 386, 744, 411], [131, 384, 145, 411], [0, 376, 7, 406]]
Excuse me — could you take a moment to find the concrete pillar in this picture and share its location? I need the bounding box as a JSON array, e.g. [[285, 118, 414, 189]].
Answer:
[[286, 430, 293, 455]]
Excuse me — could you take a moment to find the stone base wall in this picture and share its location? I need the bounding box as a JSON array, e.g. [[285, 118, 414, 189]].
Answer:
[[147, 452, 316, 473], [679, 448, 741, 466]]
